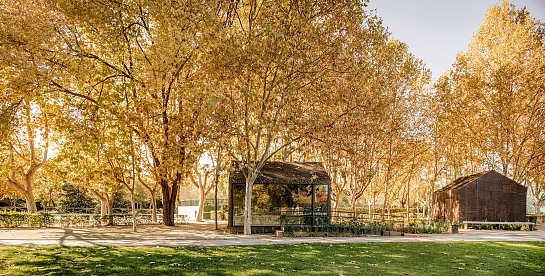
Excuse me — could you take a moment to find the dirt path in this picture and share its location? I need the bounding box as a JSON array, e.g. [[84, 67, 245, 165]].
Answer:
[[0, 221, 543, 247]]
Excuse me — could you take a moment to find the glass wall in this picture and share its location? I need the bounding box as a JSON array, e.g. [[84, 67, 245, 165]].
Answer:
[[232, 183, 329, 226]]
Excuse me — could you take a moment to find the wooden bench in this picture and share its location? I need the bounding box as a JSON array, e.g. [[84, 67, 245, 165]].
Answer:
[[463, 221, 535, 230]]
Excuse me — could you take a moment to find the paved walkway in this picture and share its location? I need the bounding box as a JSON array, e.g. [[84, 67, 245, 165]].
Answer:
[[0, 222, 543, 247]]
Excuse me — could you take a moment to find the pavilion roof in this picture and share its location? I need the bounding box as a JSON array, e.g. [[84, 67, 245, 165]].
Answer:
[[229, 161, 331, 185]]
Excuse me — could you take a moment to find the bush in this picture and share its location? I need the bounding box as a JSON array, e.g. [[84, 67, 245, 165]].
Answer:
[[280, 217, 403, 236], [0, 211, 166, 228], [406, 220, 450, 234], [0, 212, 53, 228]]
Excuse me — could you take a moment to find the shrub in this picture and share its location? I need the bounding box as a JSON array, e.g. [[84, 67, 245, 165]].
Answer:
[[0, 212, 53, 228], [406, 220, 450, 234]]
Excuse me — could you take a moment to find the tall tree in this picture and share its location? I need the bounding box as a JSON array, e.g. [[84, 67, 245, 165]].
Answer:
[[9, 0, 222, 225], [0, 0, 63, 212], [434, 1, 545, 185], [213, 0, 371, 234], [4, 100, 51, 212]]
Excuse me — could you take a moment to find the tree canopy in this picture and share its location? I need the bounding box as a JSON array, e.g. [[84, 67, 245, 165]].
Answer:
[[1, 0, 544, 228]]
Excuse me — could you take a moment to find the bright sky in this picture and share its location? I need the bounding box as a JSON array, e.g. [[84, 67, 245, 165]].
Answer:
[[366, 0, 545, 79]]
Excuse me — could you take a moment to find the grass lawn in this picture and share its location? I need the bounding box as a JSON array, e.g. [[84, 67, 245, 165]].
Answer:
[[0, 242, 543, 275]]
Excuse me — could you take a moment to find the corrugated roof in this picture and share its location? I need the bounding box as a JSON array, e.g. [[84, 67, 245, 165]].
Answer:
[[229, 161, 331, 185], [436, 171, 491, 192]]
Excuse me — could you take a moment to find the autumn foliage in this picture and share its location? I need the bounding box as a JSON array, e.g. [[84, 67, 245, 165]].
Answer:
[[0, 0, 544, 229]]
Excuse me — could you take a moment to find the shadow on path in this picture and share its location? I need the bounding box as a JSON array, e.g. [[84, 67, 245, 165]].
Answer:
[[0, 221, 542, 247]]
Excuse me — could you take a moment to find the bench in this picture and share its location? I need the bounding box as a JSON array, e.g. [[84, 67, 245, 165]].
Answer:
[[463, 221, 535, 230]]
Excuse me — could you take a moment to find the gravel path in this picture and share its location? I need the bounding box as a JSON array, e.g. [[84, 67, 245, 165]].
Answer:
[[0, 221, 543, 247]]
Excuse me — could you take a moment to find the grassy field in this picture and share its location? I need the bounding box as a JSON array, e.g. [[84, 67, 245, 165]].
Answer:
[[0, 242, 543, 275]]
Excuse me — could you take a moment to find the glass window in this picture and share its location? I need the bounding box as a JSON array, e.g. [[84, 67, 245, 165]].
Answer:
[[233, 184, 244, 226], [232, 183, 329, 227], [314, 185, 328, 213]]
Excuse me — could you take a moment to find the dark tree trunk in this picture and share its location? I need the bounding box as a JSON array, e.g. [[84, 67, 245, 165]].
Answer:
[[161, 180, 179, 226], [151, 191, 158, 223]]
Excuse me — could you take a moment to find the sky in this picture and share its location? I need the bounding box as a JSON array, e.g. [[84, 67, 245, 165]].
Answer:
[[365, 0, 545, 79]]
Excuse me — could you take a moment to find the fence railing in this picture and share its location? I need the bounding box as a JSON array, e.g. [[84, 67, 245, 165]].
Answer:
[[178, 199, 228, 207], [0, 210, 187, 228]]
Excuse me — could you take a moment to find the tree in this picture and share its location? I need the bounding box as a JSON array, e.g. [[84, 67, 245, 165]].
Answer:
[[434, 1, 545, 185], [58, 182, 97, 211], [528, 173, 545, 214], [212, 0, 373, 234], [4, 99, 51, 213], [137, 168, 160, 223], [188, 161, 214, 222], [10, 0, 222, 226], [54, 110, 125, 217], [0, 0, 63, 212]]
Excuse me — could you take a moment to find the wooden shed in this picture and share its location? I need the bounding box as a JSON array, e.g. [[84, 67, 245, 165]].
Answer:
[[228, 161, 331, 234], [433, 170, 527, 222]]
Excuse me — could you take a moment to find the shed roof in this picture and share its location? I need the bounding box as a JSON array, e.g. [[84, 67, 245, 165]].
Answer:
[[435, 170, 522, 192], [436, 171, 489, 192], [229, 161, 331, 185]]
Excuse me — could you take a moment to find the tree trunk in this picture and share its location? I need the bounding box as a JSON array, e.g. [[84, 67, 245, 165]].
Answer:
[[196, 187, 205, 222], [372, 192, 377, 219], [382, 184, 389, 219], [535, 196, 543, 214], [100, 199, 107, 217], [23, 175, 38, 213], [108, 200, 113, 216], [138, 174, 158, 223], [332, 196, 340, 213], [161, 180, 178, 226], [151, 191, 158, 223], [24, 189, 38, 213], [351, 194, 357, 218], [243, 177, 254, 235], [130, 191, 137, 232], [214, 170, 219, 230]]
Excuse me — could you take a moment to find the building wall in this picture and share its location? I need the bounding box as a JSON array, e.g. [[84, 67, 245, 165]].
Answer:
[[434, 171, 527, 222], [433, 189, 459, 221], [459, 172, 526, 221]]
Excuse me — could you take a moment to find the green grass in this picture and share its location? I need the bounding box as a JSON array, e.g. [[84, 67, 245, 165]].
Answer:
[[0, 242, 544, 275]]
